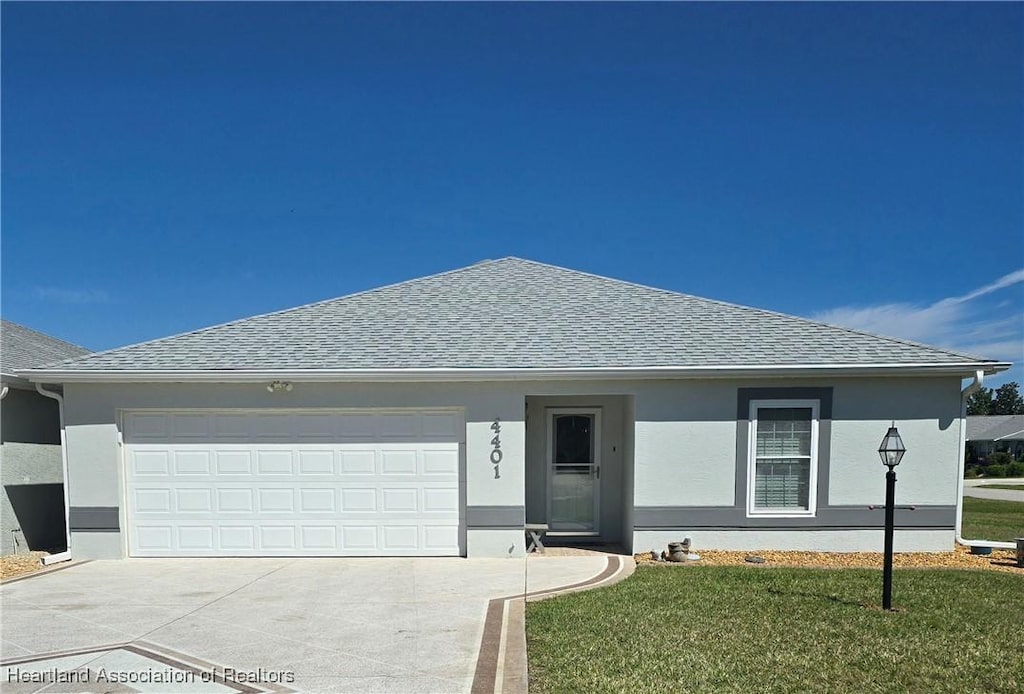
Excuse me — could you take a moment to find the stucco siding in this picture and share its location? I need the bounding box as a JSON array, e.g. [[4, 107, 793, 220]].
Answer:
[[0, 442, 65, 554], [63, 381, 531, 557], [827, 378, 962, 506], [634, 420, 737, 507], [60, 375, 965, 558], [1, 388, 61, 444]]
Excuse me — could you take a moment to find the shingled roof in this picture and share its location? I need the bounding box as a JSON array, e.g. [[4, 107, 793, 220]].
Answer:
[[966, 415, 1024, 442], [1, 320, 90, 383], [24, 258, 1008, 380]]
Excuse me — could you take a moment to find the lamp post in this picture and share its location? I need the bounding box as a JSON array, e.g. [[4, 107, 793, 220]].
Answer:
[[877, 422, 906, 611]]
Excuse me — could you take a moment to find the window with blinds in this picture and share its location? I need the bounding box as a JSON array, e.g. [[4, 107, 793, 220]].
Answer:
[[748, 401, 819, 515]]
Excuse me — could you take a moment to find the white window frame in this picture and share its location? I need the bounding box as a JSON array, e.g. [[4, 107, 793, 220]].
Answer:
[[746, 398, 820, 518]]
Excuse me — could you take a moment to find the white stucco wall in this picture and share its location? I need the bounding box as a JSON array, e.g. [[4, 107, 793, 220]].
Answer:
[[632, 381, 739, 507], [827, 377, 962, 506], [59, 375, 966, 558], [62, 381, 530, 558]]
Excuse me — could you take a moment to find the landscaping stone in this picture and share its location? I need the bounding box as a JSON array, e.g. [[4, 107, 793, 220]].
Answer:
[[634, 545, 1022, 573]]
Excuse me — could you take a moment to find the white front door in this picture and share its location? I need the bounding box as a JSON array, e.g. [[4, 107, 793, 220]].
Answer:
[[547, 408, 600, 533], [123, 409, 462, 557]]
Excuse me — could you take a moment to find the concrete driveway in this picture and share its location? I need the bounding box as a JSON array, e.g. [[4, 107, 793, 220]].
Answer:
[[964, 477, 1024, 502], [1, 556, 625, 694]]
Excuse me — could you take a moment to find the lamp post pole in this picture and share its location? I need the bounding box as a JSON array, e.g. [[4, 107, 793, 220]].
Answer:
[[882, 465, 897, 611], [877, 422, 905, 612]]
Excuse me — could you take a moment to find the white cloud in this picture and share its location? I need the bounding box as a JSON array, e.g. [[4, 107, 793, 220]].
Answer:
[[33, 286, 110, 305], [811, 268, 1024, 362]]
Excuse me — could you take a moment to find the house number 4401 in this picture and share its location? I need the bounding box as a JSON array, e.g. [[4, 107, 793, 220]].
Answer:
[[490, 418, 502, 479]]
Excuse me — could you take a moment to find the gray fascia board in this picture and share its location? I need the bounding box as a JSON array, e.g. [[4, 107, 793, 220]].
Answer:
[[23, 362, 1012, 383], [634, 505, 956, 529]]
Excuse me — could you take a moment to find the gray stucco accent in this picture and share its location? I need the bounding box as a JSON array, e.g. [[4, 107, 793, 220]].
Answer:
[[466, 505, 525, 528], [735, 387, 834, 511], [633, 505, 956, 529], [69, 507, 120, 532], [736, 387, 834, 419]]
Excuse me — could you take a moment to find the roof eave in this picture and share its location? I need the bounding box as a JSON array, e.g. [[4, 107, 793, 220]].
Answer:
[[23, 361, 1012, 383]]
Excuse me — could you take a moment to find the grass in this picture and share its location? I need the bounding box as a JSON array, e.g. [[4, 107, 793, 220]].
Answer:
[[962, 497, 1024, 542], [526, 566, 1024, 694], [977, 484, 1024, 491]]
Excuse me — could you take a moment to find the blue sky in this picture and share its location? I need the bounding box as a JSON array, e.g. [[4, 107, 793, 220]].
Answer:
[[3, 3, 1022, 385]]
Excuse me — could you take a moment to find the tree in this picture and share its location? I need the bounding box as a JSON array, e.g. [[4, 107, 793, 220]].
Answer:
[[992, 382, 1024, 415], [966, 387, 993, 416]]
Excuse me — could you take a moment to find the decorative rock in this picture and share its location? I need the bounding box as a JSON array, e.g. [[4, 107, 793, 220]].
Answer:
[[666, 542, 688, 562], [744, 555, 767, 564]]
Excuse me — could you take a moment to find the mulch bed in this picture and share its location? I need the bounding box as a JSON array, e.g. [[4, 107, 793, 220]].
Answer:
[[0, 551, 48, 580], [635, 544, 1022, 574]]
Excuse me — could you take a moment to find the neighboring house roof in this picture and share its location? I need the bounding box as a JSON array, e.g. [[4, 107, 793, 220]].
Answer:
[[24, 258, 1009, 381], [1, 319, 91, 386], [966, 415, 1024, 442]]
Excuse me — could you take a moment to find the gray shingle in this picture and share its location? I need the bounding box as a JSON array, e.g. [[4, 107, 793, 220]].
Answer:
[[966, 415, 1024, 441], [1, 320, 91, 374], [28, 258, 1000, 372]]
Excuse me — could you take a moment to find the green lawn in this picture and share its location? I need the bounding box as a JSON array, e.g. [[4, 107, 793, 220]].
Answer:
[[962, 497, 1024, 542], [977, 484, 1024, 491], [527, 566, 1024, 694]]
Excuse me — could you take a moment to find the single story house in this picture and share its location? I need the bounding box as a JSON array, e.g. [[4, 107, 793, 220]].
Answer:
[[966, 415, 1024, 460], [24, 258, 1009, 559], [1, 319, 90, 555]]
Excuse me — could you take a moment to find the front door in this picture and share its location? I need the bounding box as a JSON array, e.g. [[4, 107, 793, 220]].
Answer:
[[547, 409, 600, 534]]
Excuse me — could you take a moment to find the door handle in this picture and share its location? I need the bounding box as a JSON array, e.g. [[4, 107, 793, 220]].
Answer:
[[595, 465, 600, 479]]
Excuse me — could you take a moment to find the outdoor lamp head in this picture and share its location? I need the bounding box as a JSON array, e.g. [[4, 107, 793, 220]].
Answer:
[[877, 423, 906, 468]]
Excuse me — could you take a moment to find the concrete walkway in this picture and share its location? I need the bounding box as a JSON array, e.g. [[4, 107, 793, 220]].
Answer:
[[1, 556, 628, 694], [964, 477, 1024, 502]]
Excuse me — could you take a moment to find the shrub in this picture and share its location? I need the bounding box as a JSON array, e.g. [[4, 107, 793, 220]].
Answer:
[[1007, 461, 1024, 477], [984, 464, 1008, 478], [988, 452, 1013, 467], [964, 466, 982, 479]]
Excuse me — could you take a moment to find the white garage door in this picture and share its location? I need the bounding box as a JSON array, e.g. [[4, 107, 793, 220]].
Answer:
[[123, 409, 463, 557]]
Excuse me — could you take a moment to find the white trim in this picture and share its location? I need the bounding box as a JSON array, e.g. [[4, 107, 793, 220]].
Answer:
[[35, 384, 72, 563], [23, 362, 1011, 383], [746, 399, 820, 518], [545, 407, 601, 534], [954, 371, 1016, 550]]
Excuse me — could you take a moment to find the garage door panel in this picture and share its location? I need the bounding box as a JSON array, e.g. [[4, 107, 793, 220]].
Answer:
[[217, 488, 254, 512], [302, 525, 337, 549], [423, 450, 459, 475], [212, 414, 250, 439], [172, 414, 210, 439], [338, 450, 376, 474], [256, 450, 294, 474], [215, 450, 252, 474], [299, 488, 336, 512], [135, 489, 171, 513], [220, 526, 256, 550], [179, 526, 214, 551], [126, 410, 463, 557], [297, 450, 334, 474], [340, 488, 377, 512], [173, 451, 211, 475], [132, 451, 170, 476], [380, 450, 417, 475], [176, 488, 213, 512]]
